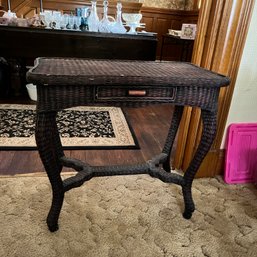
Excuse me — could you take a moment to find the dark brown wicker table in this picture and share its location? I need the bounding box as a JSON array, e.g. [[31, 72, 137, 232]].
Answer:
[[27, 58, 230, 232]]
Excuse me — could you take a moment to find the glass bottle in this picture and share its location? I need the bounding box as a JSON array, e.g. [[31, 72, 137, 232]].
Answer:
[[110, 2, 126, 34], [88, 0, 99, 32], [99, 0, 111, 33]]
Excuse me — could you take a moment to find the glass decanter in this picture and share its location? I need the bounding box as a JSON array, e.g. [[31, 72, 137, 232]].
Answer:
[[110, 2, 126, 34], [99, 0, 112, 33], [88, 0, 99, 32]]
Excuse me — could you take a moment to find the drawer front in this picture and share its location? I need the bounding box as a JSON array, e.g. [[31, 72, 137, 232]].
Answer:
[[95, 86, 176, 103]]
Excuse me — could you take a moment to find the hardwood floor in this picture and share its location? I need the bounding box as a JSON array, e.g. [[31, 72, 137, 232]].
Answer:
[[0, 104, 175, 175]]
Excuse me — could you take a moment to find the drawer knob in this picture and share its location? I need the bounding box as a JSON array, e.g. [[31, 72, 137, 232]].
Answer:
[[128, 90, 146, 96]]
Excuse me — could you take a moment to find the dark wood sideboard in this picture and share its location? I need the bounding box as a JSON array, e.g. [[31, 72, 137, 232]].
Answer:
[[0, 26, 157, 61], [0, 26, 157, 97]]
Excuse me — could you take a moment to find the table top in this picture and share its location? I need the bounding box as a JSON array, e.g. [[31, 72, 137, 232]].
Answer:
[[27, 58, 230, 88]]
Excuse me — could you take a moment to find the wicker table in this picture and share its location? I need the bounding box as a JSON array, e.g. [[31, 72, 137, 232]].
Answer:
[[27, 58, 230, 232]]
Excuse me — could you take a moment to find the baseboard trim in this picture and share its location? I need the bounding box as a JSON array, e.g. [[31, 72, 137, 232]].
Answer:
[[193, 149, 225, 178]]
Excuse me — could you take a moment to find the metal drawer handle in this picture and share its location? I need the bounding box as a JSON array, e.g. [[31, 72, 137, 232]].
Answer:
[[128, 90, 146, 96]]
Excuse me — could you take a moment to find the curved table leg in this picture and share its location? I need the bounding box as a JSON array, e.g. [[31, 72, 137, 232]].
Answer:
[[35, 111, 64, 232], [162, 105, 184, 172], [182, 110, 217, 219]]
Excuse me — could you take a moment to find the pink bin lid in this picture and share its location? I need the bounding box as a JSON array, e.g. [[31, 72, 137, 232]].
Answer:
[[224, 123, 257, 184]]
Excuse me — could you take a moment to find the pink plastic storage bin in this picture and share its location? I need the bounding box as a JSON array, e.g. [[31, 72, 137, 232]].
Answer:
[[224, 123, 257, 184]]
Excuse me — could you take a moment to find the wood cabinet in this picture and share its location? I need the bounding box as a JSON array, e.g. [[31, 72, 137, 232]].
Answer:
[[159, 34, 194, 61], [0, 26, 157, 62], [141, 7, 198, 59]]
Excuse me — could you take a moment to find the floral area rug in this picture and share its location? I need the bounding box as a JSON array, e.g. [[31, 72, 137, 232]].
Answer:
[[0, 104, 138, 150]]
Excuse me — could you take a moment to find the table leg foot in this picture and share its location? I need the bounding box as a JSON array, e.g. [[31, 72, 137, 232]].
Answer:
[[47, 220, 59, 232], [183, 210, 193, 219], [46, 189, 64, 232], [182, 185, 195, 219], [45, 190, 63, 231]]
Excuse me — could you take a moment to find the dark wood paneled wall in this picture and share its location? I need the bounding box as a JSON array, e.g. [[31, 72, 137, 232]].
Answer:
[[1, 0, 143, 17]]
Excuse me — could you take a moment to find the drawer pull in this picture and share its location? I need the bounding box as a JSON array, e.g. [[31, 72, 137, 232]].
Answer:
[[128, 90, 146, 96]]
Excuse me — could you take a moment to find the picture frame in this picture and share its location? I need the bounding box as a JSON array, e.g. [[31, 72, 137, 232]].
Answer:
[[180, 23, 197, 40]]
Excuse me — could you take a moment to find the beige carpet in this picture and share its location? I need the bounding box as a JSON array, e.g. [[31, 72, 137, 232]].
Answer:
[[0, 173, 257, 257]]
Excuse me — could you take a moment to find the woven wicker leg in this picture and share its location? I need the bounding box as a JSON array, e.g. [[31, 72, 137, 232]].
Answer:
[[162, 105, 184, 172], [35, 111, 65, 232], [182, 110, 217, 219]]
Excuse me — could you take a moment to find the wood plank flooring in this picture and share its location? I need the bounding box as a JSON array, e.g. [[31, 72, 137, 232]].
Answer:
[[0, 104, 175, 175]]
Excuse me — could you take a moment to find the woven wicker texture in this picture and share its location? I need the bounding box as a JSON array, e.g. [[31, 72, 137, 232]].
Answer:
[[26, 57, 231, 232], [27, 58, 230, 87]]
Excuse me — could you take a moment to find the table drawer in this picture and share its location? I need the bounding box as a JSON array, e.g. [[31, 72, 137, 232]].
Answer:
[[95, 86, 176, 102]]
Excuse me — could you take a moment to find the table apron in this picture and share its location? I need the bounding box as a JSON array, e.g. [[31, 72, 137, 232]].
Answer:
[[36, 84, 220, 112]]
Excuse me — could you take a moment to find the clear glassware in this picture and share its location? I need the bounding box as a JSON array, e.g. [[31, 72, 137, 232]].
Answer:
[[68, 15, 75, 30], [122, 13, 143, 34], [99, 0, 111, 33], [126, 23, 140, 34], [60, 15, 66, 29], [52, 11, 61, 29], [39, 12, 46, 26], [87, 0, 99, 32], [110, 2, 126, 34], [75, 16, 82, 30], [62, 14, 69, 29], [44, 10, 53, 29]]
